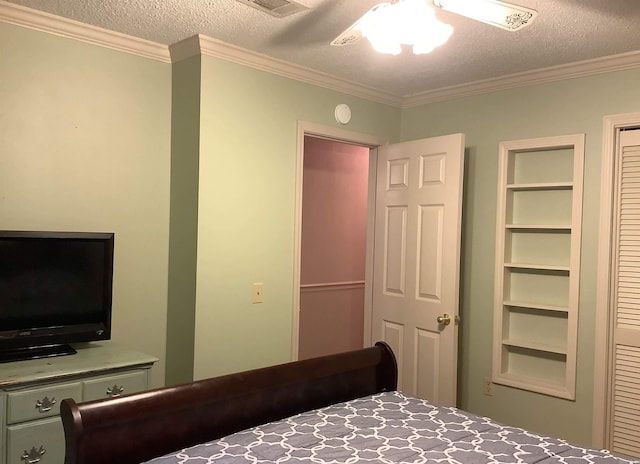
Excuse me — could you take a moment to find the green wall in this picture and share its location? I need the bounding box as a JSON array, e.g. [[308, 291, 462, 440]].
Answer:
[[0, 22, 172, 388], [0, 19, 401, 388], [400, 68, 640, 446], [165, 55, 201, 386], [4, 12, 640, 447], [190, 55, 401, 380]]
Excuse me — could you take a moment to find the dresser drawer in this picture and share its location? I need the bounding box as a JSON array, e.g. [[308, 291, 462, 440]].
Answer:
[[83, 370, 147, 401], [6, 382, 82, 424], [6, 417, 64, 464]]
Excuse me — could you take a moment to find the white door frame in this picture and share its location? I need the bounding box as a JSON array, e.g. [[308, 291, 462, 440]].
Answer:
[[291, 121, 388, 361], [593, 112, 640, 448]]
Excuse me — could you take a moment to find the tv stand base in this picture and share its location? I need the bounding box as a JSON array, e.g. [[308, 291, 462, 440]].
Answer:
[[0, 343, 76, 364]]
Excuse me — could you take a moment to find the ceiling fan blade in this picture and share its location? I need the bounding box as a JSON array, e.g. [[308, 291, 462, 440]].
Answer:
[[268, 0, 348, 47], [331, 0, 536, 50], [432, 0, 537, 31], [330, 21, 363, 46], [330, 3, 383, 46]]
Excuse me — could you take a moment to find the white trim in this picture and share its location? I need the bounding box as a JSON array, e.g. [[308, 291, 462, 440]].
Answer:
[[168, 34, 402, 106], [301, 280, 365, 288], [0, 0, 170, 62], [492, 133, 585, 401], [196, 35, 402, 107], [300, 281, 365, 292], [403, 50, 640, 107], [297, 122, 388, 148], [363, 147, 378, 349], [3, 1, 640, 107], [593, 112, 640, 449], [291, 121, 387, 361], [168, 35, 202, 63]]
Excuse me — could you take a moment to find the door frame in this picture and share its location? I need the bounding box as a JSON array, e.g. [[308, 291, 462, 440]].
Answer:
[[593, 112, 640, 448], [291, 121, 387, 361]]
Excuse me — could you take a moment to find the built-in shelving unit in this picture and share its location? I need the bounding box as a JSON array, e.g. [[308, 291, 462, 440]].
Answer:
[[492, 134, 584, 400]]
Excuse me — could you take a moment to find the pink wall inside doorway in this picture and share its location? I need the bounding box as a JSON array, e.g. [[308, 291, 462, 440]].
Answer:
[[298, 136, 369, 359]]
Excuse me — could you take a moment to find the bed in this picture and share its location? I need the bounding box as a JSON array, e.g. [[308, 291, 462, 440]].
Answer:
[[60, 342, 636, 464]]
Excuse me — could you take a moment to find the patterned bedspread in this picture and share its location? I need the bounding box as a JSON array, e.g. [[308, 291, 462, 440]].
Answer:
[[146, 391, 638, 464]]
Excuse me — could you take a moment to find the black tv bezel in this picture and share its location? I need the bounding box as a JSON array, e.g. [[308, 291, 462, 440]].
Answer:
[[0, 230, 114, 363]]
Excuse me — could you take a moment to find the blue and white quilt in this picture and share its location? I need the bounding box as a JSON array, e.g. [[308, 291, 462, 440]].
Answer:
[[146, 391, 638, 464]]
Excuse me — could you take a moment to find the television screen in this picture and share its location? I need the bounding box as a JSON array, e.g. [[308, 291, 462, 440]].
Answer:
[[0, 231, 114, 362]]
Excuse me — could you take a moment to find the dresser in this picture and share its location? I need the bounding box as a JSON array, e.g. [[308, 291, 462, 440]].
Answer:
[[0, 343, 158, 464]]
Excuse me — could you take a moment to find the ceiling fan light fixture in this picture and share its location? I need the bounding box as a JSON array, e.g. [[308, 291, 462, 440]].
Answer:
[[359, 0, 453, 55], [432, 0, 537, 31]]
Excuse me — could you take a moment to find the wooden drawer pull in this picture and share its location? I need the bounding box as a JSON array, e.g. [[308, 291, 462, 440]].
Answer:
[[34, 396, 56, 413], [21, 445, 46, 463], [106, 385, 125, 398]]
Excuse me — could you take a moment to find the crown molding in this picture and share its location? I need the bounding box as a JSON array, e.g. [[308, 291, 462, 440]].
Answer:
[[169, 35, 202, 63], [3, 0, 640, 109], [402, 50, 640, 107], [0, 0, 170, 63], [195, 34, 403, 107], [0, 1, 401, 106]]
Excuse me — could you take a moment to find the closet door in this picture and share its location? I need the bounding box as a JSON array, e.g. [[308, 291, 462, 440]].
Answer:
[[609, 128, 640, 458]]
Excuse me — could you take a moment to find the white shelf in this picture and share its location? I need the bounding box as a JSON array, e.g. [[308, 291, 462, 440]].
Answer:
[[493, 134, 584, 400], [505, 263, 570, 272], [506, 224, 571, 230], [503, 301, 569, 313], [507, 182, 573, 191], [495, 371, 573, 400], [502, 339, 568, 355]]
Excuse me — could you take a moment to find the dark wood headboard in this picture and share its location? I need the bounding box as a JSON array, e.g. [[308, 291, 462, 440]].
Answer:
[[60, 342, 397, 464]]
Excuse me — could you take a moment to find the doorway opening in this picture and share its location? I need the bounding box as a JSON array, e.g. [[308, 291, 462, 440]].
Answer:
[[292, 123, 465, 405], [291, 121, 387, 361], [297, 136, 370, 359]]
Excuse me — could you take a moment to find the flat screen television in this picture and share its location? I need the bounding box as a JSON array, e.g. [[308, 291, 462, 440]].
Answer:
[[0, 231, 114, 363]]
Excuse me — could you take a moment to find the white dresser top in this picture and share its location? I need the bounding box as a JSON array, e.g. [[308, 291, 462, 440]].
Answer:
[[0, 342, 158, 388]]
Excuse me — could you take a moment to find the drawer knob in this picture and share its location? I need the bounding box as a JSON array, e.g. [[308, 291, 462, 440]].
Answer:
[[21, 445, 46, 464], [35, 396, 56, 413], [106, 384, 125, 398]]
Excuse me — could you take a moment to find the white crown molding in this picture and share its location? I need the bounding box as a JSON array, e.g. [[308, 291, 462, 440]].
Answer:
[[0, 0, 401, 106], [3, 0, 640, 109], [403, 50, 640, 107], [0, 0, 170, 63], [169, 35, 202, 63], [195, 34, 403, 107]]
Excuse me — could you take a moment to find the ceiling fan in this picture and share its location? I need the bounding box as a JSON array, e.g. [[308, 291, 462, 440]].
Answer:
[[330, 0, 538, 54]]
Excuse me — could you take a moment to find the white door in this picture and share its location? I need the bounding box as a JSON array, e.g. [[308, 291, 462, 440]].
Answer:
[[372, 133, 465, 406], [607, 128, 640, 457]]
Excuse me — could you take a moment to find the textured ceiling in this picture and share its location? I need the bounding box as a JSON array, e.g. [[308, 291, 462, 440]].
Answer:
[[5, 0, 640, 97]]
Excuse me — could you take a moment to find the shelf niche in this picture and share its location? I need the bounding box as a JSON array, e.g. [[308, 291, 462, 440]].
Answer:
[[493, 134, 584, 400]]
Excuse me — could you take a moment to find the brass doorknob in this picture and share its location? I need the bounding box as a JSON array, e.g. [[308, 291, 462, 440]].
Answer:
[[437, 313, 451, 326]]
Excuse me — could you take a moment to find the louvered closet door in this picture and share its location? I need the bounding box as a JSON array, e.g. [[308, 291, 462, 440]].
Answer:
[[611, 128, 640, 458]]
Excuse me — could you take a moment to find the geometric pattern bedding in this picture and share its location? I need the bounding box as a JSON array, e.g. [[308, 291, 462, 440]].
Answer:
[[145, 391, 639, 464]]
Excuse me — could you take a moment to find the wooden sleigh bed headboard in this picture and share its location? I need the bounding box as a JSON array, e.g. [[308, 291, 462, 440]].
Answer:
[[60, 342, 397, 464]]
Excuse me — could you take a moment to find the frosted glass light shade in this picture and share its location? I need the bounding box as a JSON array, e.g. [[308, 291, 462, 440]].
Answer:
[[360, 0, 453, 55]]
